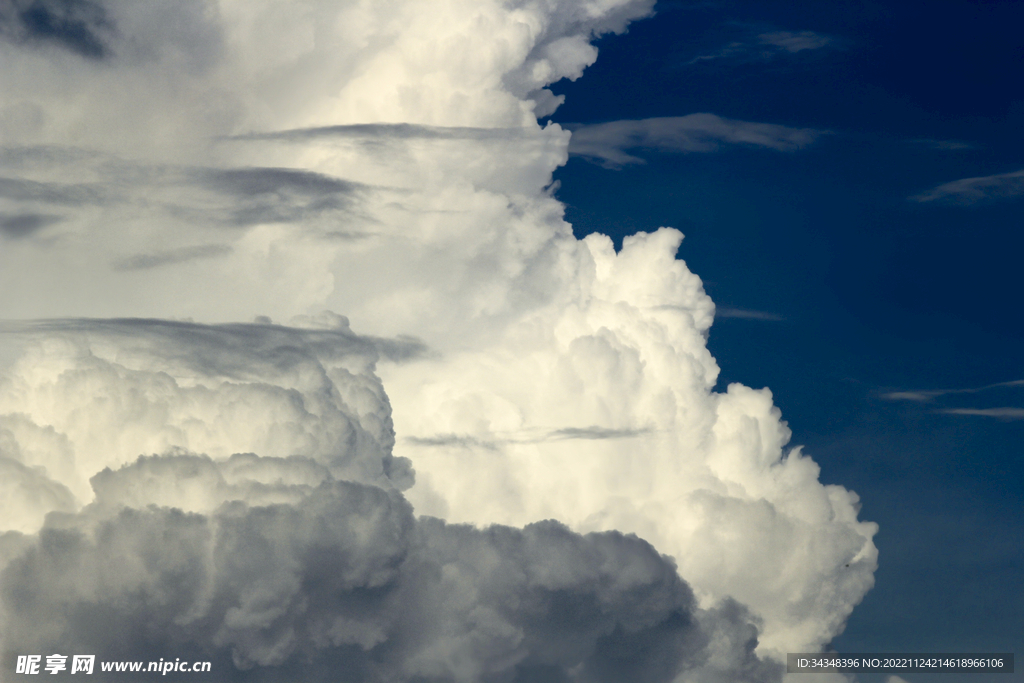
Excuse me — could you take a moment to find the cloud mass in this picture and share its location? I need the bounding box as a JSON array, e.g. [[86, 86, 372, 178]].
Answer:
[[0, 0, 876, 680]]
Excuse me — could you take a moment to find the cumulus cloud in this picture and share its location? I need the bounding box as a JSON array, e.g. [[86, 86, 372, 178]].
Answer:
[[2, 451, 783, 682], [568, 114, 825, 167], [0, 316, 419, 513], [0, 0, 876, 678], [911, 169, 1024, 204]]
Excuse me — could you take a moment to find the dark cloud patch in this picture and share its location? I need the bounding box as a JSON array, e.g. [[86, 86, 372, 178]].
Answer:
[[0, 457, 783, 682], [0, 0, 115, 59], [405, 433, 502, 450], [407, 426, 652, 448], [195, 167, 366, 226], [546, 426, 652, 441], [0, 175, 105, 205], [205, 168, 360, 198], [0, 315, 429, 373], [0, 212, 62, 238], [111, 243, 232, 271], [715, 307, 784, 322]]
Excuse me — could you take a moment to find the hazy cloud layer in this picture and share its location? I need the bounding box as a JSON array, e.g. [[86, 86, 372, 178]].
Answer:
[[912, 169, 1024, 204], [0, 0, 875, 677], [568, 114, 825, 167]]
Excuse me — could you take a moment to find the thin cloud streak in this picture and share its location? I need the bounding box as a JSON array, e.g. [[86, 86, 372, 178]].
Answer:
[[406, 426, 653, 448], [907, 138, 979, 151], [882, 379, 1024, 402], [938, 408, 1024, 420], [687, 29, 834, 64], [112, 244, 232, 271], [716, 307, 785, 321], [225, 123, 534, 143], [911, 169, 1024, 204], [568, 114, 825, 167], [757, 31, 832, 53]]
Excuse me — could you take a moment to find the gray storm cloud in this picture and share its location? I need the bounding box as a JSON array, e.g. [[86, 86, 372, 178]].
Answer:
[[1, 0, 873, 680], [3, 448, 782, 682]]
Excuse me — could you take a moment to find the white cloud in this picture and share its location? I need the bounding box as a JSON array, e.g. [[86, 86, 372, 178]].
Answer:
[[568, 114, 825, 167], [0, 0, 876, 677], [911, 169, 1024, 204]]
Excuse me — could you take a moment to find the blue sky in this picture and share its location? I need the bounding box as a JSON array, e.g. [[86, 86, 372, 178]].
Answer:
[[549, 0, 1022, 677]]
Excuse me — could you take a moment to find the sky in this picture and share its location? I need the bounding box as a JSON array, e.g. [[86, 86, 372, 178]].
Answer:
[[0, 1, 1019, 682]]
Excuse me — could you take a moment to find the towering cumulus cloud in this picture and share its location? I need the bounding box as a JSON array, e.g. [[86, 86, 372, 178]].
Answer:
[[0, 1, 875, 681]]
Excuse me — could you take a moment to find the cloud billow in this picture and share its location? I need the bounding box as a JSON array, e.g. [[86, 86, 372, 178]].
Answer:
[[0, 0, 875, 678]]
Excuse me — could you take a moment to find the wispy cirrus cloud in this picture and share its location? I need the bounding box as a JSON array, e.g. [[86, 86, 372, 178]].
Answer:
[[911, 169, 1024, 204], [884, 380, 1024, 421], [906, 138, 979, 152], [938, 408, 1024, 420], [687, 29, 834, 65], [882, 379, 1024, 402], [757, 30, 833, 53], [568, 113, 825, 167]]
